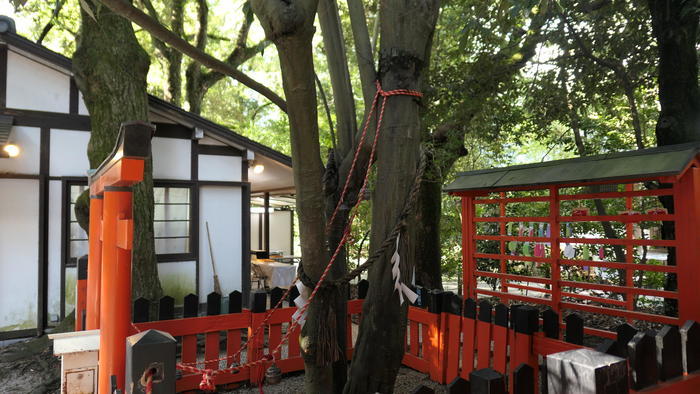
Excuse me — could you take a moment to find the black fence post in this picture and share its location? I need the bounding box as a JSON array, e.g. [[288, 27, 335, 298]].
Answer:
[[448, 377, 470, 394], [228, 290, 242, 313], [411, 385, 435, 394], [183, 293, 198, 318], [656, 325, 682, 381], [616, 322, 638, 359], [512, 363, 534, 394], [125, 329, 176, 393], [158, 296, 174, 321], [206, 292, 221, 316], [133, 298, 150, 323], [628, 331, 659, 390], [564, 313, 583, 345], [251, 290, 267, 313], [541, 308, 559, 339], [470, 368, 506, 394], [546, 348, 628, 394], [288, 286, 300, 305]]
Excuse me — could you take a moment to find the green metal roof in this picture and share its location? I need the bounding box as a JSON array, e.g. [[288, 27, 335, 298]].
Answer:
[[444, 142, 700, 193]]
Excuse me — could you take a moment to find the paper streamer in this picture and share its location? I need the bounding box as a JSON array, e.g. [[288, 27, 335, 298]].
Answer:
[[391, 234, 418, 305], [292, 281, 311, 327]]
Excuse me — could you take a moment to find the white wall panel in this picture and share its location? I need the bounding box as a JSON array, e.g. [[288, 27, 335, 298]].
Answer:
[[0, 179, 39, 331], [250, 213, 261, 250], [152, 137, 191, 179], [47, 181, 62, 322], [199, 186, 242, 302], [6, 50, 70, 113], [0, 126, 41, 174], [157, 261, 197, 304], [198, 155, 241, 182], [50, 129, 90, 177], [78, 92, 89, 116], [269, 211, 292, 255]]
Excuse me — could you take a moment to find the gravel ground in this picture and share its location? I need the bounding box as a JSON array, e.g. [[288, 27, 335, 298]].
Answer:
[[221, 367, 446, 393]]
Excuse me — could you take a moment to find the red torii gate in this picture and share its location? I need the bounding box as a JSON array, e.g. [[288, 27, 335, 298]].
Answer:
[[81, 121, 154, 393]]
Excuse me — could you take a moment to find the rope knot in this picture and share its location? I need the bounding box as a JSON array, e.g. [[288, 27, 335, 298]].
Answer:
[[375, 80, 423, 98], [199, 371, 215, 391]]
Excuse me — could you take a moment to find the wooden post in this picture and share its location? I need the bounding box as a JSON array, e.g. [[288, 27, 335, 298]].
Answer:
[[470, 368, 506, 394], [461, 298, 477, 379], [250, 291, 267, 386], [675, 168, 700, 324], [510, 306, 538, 393], [97, 188, 133, 393], [546, 348, 628, 394], [461, 196, 475, 299], [548, 186, 561, 315], [680, 320, 700, 374], [628, 331, 659, 390], [85, 196, 103, 330], [125, 329, 176, 394]]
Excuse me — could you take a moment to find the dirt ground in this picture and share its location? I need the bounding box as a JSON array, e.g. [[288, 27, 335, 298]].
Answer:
[[0, 336, 60, 394]]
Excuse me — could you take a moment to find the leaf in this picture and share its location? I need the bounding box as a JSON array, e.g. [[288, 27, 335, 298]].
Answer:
[[79, 0, 97, 22]]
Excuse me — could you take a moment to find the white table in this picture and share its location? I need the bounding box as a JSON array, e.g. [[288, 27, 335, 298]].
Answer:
[[252, 260, 297, 288]]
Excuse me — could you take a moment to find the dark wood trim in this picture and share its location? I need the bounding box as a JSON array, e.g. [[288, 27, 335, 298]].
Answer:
[[252, 185, 296, 194], [258, 213, 263, 250], [156, 253, 196, 263], [197, 144, 243, 157], [2, 108, 91, 130], [191, 140, 200, 296], [198, 180, 246, 187], [0, 328, 36, 341], [0, 44, 7, 109], [264, 192, 270, 253], [153, 180, 197, 263], [69, 78, 79, 115], [59, 177, 87, 321], [59, 179, 69, 320], [154, 122, 192, 139], [37, 127, 50, 336], [241, 183, 251, 306], [241, 151, 249, 182]]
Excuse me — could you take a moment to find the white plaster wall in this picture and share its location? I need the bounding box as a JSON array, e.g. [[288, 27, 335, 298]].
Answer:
[[199, 186, 242, 301], [157, 261, 197, 304], [250, 213, 261, 250], [0, 126, 41, 174], [6, 50, 70, 113], [0, 179, 39, 331], [50, 129, 90, 177], [47, 180, 62, 323], [152, 137, 191, 179], [198, 155, 241, 182], [78, 93, 89, 116], [269, 211, 292, 255]]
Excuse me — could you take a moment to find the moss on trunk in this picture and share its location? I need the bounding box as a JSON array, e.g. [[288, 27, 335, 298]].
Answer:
[[72, 2, 162, 302]]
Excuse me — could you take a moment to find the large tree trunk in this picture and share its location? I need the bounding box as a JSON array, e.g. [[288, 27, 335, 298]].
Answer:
[[72, 2, 162, 302], [251, 1, 348, 392], [647, 0, 700, 316], [344, 1, 440, 392]]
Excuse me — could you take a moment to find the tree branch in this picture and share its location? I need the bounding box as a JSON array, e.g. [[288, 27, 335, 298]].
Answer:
[[37, 0, 65, 45], [101, 0, 287, 112]]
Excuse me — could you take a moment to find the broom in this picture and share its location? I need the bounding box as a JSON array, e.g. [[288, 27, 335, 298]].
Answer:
[[205, 221, 223, 294]]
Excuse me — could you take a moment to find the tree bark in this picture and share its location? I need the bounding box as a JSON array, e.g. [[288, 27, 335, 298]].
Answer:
[[344, 1, 440, 392], [72, 1, 162, 301], [647, 0, 700, 316]]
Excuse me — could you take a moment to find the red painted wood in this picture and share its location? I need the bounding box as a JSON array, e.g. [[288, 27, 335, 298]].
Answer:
[[473, 216, 551, 222], [460, 316, 476, 379], [559, 259, 678, 273], [676, 167, 700, 324], [476, 289, 554, 307], [226, 329, 241, 366], [560, 291, 627, 307], [559, 280, 678, 299], [248, 313, 265, 386], [476, 320, 491, 370], [181, 335, 197, 365], [287, 322, 301, 358], [474, 253, 553, 264], [532, 333, 583, 355], [444, 314, 461, 383], [630, 372, 700, 394], [75, 279, 87, 331], [426, 316, 442, 383], [510, 332, 537, 394], [409, 320, 419, 356], [205, 332, 219, 371], [134, 311, 251, 335], [559, 213, 675, 222], [492, 324, 508, 374], [560, 302, 680, 325]]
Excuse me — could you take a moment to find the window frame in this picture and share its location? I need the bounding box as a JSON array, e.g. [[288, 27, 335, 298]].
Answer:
[[154, 181, 196, 263]]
